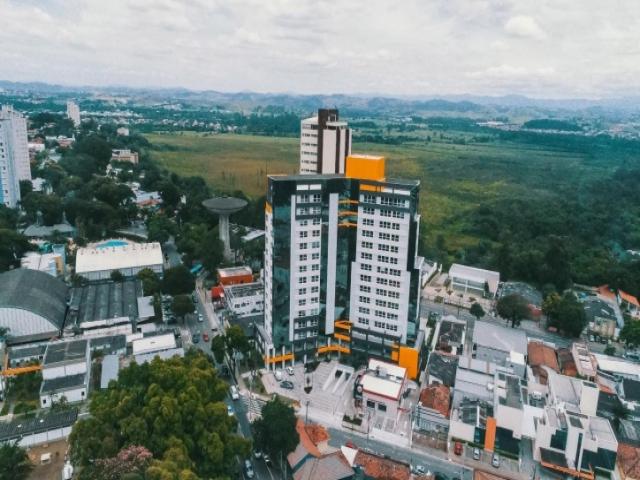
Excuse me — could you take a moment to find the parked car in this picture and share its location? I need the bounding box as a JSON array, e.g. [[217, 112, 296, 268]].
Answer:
[[230, 385, 240, 400], [227, 405, 235, 417], [274, 370, 283, 381], [413, 465, 427, 475], [263, 454, 271, 466], [280, 380, 294, 390], [202, 332, 209, 342], [454, 441, 463, 455], [473, 448, 481, 460], [286, 366, 295, 376], [192, 333, 200, 344], [492, 453, 500, 468], [253, 450, 262, 459], [244, 460, 254, 479], [198, 313, 204, 323]]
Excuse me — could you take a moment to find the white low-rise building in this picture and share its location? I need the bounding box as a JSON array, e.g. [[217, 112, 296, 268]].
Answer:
[[111, 149, 138, 164], [75, 241, 163, 280], [223, 281, 264, 317], [20, 251, 64, 277], [448, 263, 500, 298], [357, 359, 407, 420], [132, 332, 183, 364], [40, 339, 90, 408]]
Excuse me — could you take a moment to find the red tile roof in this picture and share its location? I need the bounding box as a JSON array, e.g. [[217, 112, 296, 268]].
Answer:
[[419, 384, 450, 418], [353, 450, 411, 480], [528, 341, 560, 384], [620, 290, 640, 308], [618, 443, 640, 480], [305, 424, 329, 445], [597, 285, 617, 303]]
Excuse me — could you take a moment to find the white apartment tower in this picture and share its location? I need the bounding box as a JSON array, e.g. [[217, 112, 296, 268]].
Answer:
[[0, 106, 31, 207], [66, 101, 81, 128], [263, 154, 424, 378], [299, 109, 352, 175]]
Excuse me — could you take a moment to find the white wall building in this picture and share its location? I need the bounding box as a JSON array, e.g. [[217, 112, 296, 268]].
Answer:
[[448, 263, 500, 298], [111, 149, 139, 164], [299, 109, 351, 175], [358, 359, 407, 420], [20, 251, 65, 277], [75, 242, 163, 280], [66, 101, 81, 127], [223, 281, 264, 317], [0, 105, 30, 207], [40, 339, 90, 408]]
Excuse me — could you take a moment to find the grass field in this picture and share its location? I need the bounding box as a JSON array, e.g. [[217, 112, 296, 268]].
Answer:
[[147, 131, 624, 251]]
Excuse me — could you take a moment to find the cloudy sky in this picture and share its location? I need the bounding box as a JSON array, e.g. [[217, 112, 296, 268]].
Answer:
[[1, 0, 638, 98]]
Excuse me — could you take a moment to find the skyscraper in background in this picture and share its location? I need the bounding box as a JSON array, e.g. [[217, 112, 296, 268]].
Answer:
[[66, 100, 81, 128], [0, 105, 30, 207], [299, 109, 351, 175]]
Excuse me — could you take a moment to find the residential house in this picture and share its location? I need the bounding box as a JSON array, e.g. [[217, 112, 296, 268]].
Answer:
[[472, 321, 527, 376], [431, 315, 466, 355], [528, 341, 559, 385], [572, 343, 597, 381], [357, 359, 407, 420], [448, 264, 500, 298], [619, 291, 640, 319], [426, 352, 458, 387], [413, 383, 450, 443]]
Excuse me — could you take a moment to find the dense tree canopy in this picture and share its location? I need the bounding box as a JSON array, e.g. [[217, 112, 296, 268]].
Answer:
[[0, 442, 33, 480], [69, 351, 249, 479], [496, 294, 530, 328], [543, 292, 587, 337], [162, 265, 195, 295]]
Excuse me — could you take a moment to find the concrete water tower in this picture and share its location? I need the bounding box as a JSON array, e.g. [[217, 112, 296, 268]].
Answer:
[[202, 196, 248, 260]]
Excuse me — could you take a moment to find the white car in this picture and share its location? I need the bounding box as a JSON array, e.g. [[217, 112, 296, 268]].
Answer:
[[286, 366, 295, 376], [274, 370, 283, 381], [244, 460, 254, 479], [198, 314, 204, 323], [230, 385, 239, 401], [473, 448, 481, 460], [492, 453, 500, 468]]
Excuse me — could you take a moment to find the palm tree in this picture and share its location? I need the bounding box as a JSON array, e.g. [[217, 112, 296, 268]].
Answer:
[[0, 442, 33, 480]]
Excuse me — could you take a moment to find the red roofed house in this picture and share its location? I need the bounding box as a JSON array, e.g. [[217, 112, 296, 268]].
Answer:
[[340, 446, 412, 480], [527, 341, 560, 385], [287, 420, 354, 480], [419, 384, 450, 418], [618, 443, 640, 480], [619, 290, 640, 319]]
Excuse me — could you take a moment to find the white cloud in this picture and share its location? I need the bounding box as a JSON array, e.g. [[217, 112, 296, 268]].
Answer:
[[0, 0, 638, 97], [504, 15, 546, 40]]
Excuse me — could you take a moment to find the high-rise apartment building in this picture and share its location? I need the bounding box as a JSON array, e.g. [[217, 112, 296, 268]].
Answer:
[[66, 101, 81, 127], [0, 106, 30, 207], [263, 154, 424, 378], [299, 109, 352, 175]]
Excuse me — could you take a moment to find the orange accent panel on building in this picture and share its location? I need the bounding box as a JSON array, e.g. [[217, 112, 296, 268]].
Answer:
[[484, 417, 497, 452], [265, 202, 272, 214], [398, 346, 419, 380], [265, 352, 294, 364], [334, 333, 351, 342], [345, 154, 386, 182]]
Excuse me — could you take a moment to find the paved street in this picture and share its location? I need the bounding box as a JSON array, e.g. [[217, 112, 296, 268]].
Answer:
[[327, 427, 472, 480]]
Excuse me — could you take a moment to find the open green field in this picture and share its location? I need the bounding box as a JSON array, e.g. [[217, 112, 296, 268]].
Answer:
[[147, 131, 627, 251]]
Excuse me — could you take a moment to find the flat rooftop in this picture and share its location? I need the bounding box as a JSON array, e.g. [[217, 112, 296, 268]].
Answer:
[[75, 242, 163, 274], [217, 266, 252, 278], [472, 321, 527, 355], [43, 340, 88, 365], [132, 332, 176, 356], [0, 409, 78, 443], [223, 282, 263, 298], [68, 279, 143, 326], [41, 373, 86, 393]]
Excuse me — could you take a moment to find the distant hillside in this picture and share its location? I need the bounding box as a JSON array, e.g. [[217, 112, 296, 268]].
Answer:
[[522, 119, 582, 131]]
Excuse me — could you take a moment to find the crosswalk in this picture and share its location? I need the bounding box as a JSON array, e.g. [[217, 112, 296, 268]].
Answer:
[[241, 393, 266, 419]]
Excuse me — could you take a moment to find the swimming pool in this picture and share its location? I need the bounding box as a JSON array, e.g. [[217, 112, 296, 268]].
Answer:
[[96, 240, 129, 249]]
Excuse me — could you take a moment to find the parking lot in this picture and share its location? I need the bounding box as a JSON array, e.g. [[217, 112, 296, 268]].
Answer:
[[262, 360, 356, 422]]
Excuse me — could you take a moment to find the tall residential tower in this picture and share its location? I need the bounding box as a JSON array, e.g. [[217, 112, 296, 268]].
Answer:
[[263, 154, 424, 378], [66, 101, 81, 128], [299, 109, 352, 175], [0, 105, 30, 207]]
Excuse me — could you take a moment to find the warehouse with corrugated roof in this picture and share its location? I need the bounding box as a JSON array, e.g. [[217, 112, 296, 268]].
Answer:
[[0, 269, 69, 344]]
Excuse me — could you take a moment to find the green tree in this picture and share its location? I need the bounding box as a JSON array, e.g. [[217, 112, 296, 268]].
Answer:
[[620, 321, 640, 348], [496, 294, 530, 328], [252, 398, 298, 464], [159, 181, 181, 210], [171, 295, 194, 321], [162, 265, 195, 295], [110, 270, 124, 282], [604, 345, 616, 356], [0, 442, 33, 480], [69, 351, 248, 479], [138, 268, 161, 296], [146, 214, 178, 244], [74, 134, 112, 170], [0, 230, 32, 272], [19, 180, 33, 199], [469, 302, 485, 320], [545, 292, 587, 338], [211, 335, 226, 364]]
